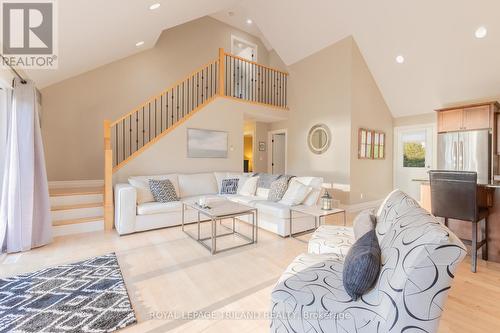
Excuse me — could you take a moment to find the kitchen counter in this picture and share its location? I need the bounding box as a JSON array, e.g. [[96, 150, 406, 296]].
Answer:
[[412, 178, 500, 188]]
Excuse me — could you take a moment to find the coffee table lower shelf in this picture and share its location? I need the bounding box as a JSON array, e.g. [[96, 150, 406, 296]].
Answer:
[[181, 202, 258, 255]]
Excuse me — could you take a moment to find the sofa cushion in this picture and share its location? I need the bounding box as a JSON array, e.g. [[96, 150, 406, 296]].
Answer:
[[353, 209, 376, 240], [308, 225, 355, 256], [342, 229, 381, 300], [253, 201, 290, 219], [279, 179, 312, 206], [227, 195, 265, 206], [255, 187, 269, 198], [268, 177, 291, 202], [149, 179, 179, 203], [238, 175, 258, 196], [128, 174, 179, 204], [178, 173, 218, 198], [290, 176, 322, 206], [137, 201, 182, 215], [256, 173, 280, 189]]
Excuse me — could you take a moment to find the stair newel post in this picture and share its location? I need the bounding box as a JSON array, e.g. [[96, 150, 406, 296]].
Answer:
[[218, 48, 225, 97], [103, 120, 114, 231]]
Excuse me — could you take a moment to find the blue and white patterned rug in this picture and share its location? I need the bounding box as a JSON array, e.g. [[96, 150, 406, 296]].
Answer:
[[0, 253, 136, 333]]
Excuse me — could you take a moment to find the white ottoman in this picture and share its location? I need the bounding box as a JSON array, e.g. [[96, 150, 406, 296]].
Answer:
[[307, 225, 355, 256]]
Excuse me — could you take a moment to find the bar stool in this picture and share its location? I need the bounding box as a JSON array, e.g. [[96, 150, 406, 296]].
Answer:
[[429, 170, 488, 273]]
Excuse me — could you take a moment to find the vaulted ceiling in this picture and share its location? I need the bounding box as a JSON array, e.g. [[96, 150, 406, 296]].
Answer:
[[28, 0, 500, 117]]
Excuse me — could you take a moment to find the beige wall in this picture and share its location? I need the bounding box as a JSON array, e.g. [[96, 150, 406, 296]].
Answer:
[[270, 37, 393, 204], [41, 16, 271, 181], [270, 37, 353, 188], [394, 113, 436, 127], [113, 98, 244, 182], [349, 41, 394, 204]]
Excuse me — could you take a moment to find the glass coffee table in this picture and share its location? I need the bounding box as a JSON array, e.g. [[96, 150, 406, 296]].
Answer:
[[181, 199, 258, 254]]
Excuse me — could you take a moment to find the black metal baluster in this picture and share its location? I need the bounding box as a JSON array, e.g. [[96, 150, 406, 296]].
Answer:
[[122, 120, 125, 163], [166, 91, 169, 129], [192, 75, 195, 111], [115, 125, 118, 165], [160, 95, 163, 132], [142, 107, 145, 147], [136, 112, 139, 152], [171, 89, 174, 126], [154, 99, 157, 137], [176, 86, 179, 122], [182, 81, 185, 117]]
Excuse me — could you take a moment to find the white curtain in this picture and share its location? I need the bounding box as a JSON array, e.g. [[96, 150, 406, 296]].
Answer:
[[0, 78, 52, 253]]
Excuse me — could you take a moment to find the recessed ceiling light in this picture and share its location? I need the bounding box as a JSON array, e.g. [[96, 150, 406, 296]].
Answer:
[[395, 55, 405, 64], [149, 3, 161, 10], [246, 19, 253, 25], [475, 26, 487, 39], [136, 41, 145, 47]]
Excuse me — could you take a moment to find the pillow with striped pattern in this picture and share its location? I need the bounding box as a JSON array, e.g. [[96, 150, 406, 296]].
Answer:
[[220, 178, 239, 194]]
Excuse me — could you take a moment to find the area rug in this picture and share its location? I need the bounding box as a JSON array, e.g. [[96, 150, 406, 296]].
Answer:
[[0, 253, 136, 333]]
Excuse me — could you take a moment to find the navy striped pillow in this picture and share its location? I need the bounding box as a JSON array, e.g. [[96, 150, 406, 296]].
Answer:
[[220, 178, 239, 194]]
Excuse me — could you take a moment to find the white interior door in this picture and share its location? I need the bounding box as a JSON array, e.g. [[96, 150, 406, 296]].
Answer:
[[394, 124, 436, 200], [272, 133, 286, 174]]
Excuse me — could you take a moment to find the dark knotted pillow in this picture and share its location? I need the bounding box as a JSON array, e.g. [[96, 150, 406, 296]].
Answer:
[[149, 179, 179, 203], [342, 229, 381, 300]]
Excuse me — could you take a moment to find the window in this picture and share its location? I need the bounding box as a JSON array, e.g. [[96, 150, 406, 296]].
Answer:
[[401, 130, 426, 168], [358, 128, 385, 159]]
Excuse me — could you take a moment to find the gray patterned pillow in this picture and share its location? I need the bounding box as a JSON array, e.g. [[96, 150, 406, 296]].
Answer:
[[220, 178, 239, 194], [268, 177, 290, 202], [342, 229, 381, 300], [149, 179, 179, 203]]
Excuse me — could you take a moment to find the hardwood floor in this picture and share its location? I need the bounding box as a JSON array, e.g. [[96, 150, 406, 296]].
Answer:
[[1, 215, 500, 333]]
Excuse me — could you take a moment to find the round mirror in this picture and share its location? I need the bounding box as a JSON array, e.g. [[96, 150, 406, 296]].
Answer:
[[308, 124, 331, 154]]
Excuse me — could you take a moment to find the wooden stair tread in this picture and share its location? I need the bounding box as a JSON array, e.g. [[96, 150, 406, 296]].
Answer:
[[49, 187, 104, 197], [53, 216, 104, 226], [51, 202, 103, 211]]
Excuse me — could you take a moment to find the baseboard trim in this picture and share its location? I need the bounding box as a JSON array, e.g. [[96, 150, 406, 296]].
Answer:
[[48, 180, 104, 189], [340, 199, 383, 213]]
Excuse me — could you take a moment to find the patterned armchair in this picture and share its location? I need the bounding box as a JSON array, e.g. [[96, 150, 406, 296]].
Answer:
[[270, 190, 466, 333]]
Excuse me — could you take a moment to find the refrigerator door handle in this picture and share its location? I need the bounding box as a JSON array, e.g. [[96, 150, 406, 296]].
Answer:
[[453, 141, 458, 170], [459, 141, 464, 170]]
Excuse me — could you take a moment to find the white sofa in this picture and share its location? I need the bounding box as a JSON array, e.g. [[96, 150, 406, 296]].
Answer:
[[270, 190, 467, 333], [114, 172, 324, 236]]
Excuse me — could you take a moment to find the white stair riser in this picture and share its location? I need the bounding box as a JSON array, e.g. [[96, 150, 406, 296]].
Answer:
[[51, 207, 104, 221], [50, 194, 103, 206], [52, 220, 104, 237]]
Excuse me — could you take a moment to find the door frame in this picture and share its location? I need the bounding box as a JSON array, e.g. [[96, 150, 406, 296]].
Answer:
[[393, 123, 437, 189], [268, 128, 287, 174], [230, 35, 258, 61]]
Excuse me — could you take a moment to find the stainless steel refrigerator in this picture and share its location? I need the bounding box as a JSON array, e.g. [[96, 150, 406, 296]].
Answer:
[[437, 129, 491, 184]]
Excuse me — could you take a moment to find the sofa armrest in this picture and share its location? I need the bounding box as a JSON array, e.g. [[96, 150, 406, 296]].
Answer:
[[114, 183, 137, 235]]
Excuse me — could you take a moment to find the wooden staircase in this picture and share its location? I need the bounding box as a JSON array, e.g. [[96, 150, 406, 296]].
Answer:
[[103, 48, 289, 231], [50, 187, 104, 236]]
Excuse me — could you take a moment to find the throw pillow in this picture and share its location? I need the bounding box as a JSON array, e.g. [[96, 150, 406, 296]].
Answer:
[[128, 178, 155, 204], [353, 209, 377, 240], [342, 229, 381, 300], [220, 178, 239, 194], [268, 177, 290, 202], [239, 176, 259, 196], [149, 179, 179, 203], [279, 179, 312, 206]]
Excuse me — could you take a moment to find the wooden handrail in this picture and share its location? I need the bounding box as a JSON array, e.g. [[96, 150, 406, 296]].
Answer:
[[224, 52, 289, 76]]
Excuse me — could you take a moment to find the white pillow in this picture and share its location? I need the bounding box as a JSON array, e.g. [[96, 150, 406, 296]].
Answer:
[[303, 189, 321, 206], [128, 178, 155, 204], [279, 180, 312, 206], [238, 176, 259, 196]]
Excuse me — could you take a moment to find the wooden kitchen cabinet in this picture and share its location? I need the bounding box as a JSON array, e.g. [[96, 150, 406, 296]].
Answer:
[[463, 105, 491, 130], [438, 109, 463, 132], [436, 102, 498, 133]]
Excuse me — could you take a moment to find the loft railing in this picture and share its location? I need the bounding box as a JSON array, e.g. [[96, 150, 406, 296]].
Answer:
[[103, 48, 288, 230], [223, 52, 288, 108]]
